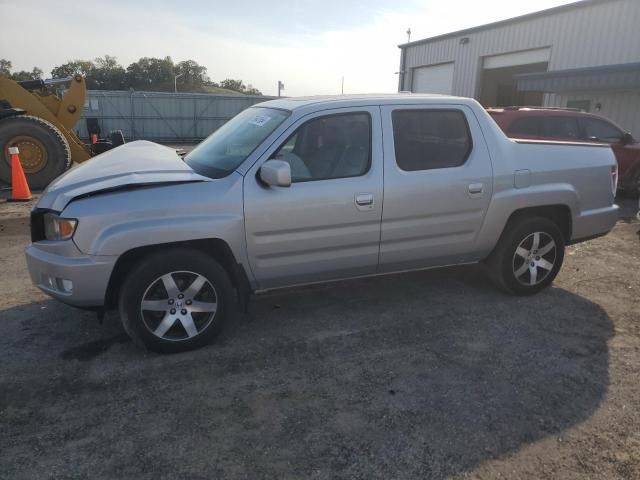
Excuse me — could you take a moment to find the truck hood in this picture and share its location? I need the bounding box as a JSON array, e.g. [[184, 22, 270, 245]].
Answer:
[[37, 140, 210, 212]]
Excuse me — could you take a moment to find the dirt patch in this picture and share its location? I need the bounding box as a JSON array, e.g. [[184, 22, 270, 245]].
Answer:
[[0, 199, 638, 479]]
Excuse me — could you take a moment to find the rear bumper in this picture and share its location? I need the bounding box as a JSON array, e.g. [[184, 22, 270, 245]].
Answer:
[[571, 204, 619, 243], [25, 243, 117, 308]]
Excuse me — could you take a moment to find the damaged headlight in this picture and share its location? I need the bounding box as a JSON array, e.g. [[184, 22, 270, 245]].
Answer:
[[43, 213, 78, 241]]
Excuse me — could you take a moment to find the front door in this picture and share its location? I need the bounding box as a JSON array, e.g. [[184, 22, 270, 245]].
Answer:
[[580, 116, 639, 188], [243, 107, 383, 289], [378, 105, 494, 272]]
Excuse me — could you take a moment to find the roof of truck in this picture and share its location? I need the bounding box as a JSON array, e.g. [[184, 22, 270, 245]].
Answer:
[[257, 93, 476, 111]]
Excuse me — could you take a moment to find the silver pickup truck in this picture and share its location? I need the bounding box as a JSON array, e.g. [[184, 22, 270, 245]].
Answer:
[[26, 94, 619, 353]]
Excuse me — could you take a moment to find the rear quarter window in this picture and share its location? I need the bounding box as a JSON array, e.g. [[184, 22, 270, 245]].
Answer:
[[391, 109, 472, 171]]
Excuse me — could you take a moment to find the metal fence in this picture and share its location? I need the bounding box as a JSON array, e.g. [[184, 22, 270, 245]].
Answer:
[[78, 90, 275, 142]]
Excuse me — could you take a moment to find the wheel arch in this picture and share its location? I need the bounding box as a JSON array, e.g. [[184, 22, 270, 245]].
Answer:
[[484, 203, 572, 264], [504, 204, 572, 243], [104, 238, 252, 311]]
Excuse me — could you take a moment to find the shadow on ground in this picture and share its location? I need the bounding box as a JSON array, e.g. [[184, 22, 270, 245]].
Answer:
[[0, 265, 613, 479]]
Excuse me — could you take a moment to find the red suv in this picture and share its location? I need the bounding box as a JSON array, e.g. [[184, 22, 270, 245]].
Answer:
[[488, 107, 639, 196]]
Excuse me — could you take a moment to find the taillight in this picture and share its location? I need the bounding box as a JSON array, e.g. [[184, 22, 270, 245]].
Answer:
[[611, 164, 618, 195]]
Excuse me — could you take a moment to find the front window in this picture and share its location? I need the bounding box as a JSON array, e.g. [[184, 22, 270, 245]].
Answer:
[[581, 118, 624, 143], [271, 112, 371, 182], [186, 107, 290, 178]]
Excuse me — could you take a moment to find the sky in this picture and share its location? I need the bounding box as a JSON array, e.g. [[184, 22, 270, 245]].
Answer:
[[0, 0, 576, 96]]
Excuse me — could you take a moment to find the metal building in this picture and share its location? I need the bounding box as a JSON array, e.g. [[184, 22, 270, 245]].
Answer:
[[78, 90, 273, 142], [398, 0, 640, 138]]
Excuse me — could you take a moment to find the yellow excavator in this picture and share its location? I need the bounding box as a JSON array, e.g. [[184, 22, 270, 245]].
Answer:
[[0, 74, 124, 189]]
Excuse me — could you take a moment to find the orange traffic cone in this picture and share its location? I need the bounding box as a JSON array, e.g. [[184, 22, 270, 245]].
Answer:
[[7, 146, 32, 202], [91, 133, 98, 144]]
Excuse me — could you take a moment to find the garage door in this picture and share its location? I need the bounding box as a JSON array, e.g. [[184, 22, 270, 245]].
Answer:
[[411, 63, 454, 94]]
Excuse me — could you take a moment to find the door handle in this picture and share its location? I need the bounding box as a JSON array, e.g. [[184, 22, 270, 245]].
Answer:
[[468, 183, 484, 194], [355, 193, 374, 207]]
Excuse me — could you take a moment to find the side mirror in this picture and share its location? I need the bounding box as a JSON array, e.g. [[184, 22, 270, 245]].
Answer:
[[621, 132, 634, 145], [259, 160, 291, 187]]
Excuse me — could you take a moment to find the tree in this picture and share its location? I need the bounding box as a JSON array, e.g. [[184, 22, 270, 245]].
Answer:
[[51, 60, 95, 84], [125, 56, 175, 91], [0, 60, 43, 81], [174, 59, 210, 92], [219, 79, 246, 93], [244, 84, 262, 95], [10, 67, 43, 81], [46, 56, 262, 95], [0, 59, 12, 78], [92, 55, 126, 90], [218, 79, 262, 95]]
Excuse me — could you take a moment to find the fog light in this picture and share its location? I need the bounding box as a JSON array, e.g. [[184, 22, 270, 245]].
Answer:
[[57, 278, 73, 293]]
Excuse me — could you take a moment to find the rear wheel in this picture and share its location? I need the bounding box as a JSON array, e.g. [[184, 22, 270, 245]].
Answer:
[[487, 216, 565, 295], [0, 115, 71, 189], [118, 248, 233, 353]]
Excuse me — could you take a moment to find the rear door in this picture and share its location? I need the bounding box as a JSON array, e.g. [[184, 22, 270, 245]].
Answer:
[[379, 105, 493, 272], [243, 106, 383, 289]]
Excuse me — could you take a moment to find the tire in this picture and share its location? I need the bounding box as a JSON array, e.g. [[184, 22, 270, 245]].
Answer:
[[0, 115, 71, 189], [109, 129, 125, 147], [624, 170, 640, 198], [487, 216, 565, 296], [118, 248, 233, 353]]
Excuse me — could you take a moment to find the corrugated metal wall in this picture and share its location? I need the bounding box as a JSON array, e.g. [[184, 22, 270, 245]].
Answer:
[[78, 91, 275, 142], [401, 0, 639, 97]]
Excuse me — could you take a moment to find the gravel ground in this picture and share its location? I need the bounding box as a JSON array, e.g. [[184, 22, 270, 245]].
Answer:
[[0, 195, 639, 480]]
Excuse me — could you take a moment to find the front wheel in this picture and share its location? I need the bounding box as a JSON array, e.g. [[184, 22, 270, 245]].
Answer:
[[487, 216, 565, 295], [119, 248, 233, 353]]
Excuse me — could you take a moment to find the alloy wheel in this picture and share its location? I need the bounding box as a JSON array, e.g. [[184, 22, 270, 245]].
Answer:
[[512, 232, 557, 286], [140, 271, 218, 341]]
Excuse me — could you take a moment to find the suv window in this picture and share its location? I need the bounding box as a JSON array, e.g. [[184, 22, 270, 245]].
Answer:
[[508, 117, 542, 136], [581, 118, 623, 143], [542, 117, 580, 140], [392, 110, 472, 171], [272, 112, 371, 182], [508, 116, 580, 140]]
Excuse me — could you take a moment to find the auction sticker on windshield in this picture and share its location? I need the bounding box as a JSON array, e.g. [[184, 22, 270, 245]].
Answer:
[[249, 115, 272, 127]]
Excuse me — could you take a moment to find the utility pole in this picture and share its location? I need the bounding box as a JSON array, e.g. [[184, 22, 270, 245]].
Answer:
[[341, 76, 344, 95], [174, 73, 184, 93], [406, 27, 411, 43], [278, 80, 284, 97]]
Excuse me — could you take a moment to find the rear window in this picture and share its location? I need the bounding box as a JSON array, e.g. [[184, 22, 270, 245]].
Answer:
[[391, 110, 472, 171]]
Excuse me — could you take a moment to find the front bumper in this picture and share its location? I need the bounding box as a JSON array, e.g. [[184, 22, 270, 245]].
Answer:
[[25, 242, 117, 308]]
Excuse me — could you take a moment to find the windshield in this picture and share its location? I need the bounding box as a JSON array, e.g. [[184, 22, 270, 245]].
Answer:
[[185, 107, 290, 178]]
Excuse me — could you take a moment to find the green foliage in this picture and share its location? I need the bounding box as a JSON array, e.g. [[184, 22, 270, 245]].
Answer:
[[51, 60, 94, 79], [9, 67, 43, 81], [125, 56, 175, 91], [219, 79, 262, 95], [0, 59, 43, 81], [174, 59, 210, 92], [0, 59, 12, 78], [1, 57, 263, 95], [92, 55, 126, 90]]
